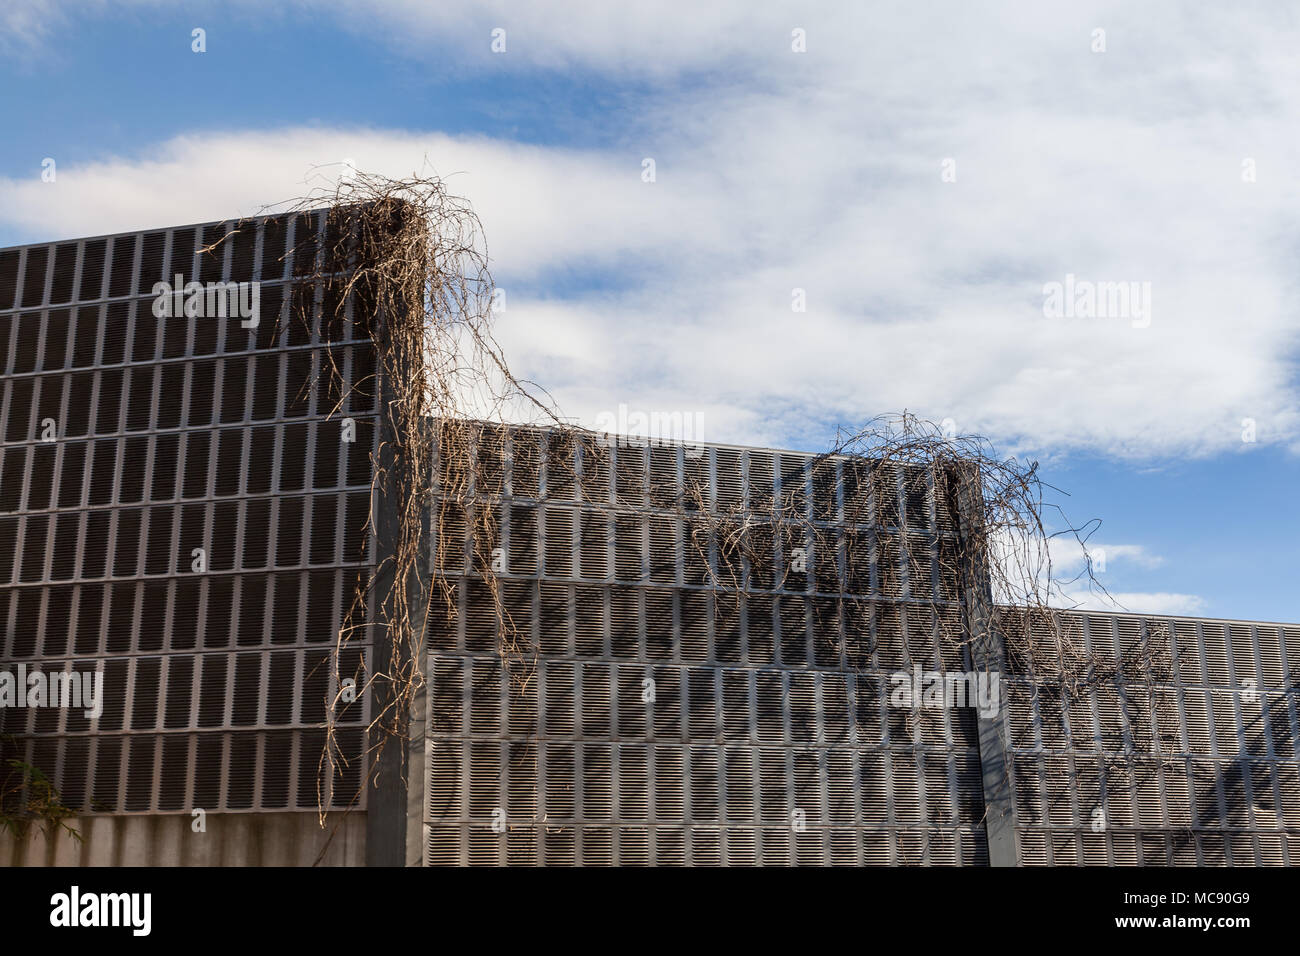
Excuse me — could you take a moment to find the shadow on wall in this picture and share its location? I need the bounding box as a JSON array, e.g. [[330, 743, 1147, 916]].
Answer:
[[0, 808, 365, 866]]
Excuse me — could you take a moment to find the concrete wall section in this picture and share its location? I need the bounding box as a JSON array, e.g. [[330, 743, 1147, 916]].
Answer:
[[0, 811, 365, 866]]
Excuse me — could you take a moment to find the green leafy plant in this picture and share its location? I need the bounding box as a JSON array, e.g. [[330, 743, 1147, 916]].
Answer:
[[0, 744, 82, 843]]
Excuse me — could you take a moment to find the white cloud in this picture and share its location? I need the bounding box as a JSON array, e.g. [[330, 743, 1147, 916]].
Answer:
[[0, 130, 716, 275], [1062, 591, 1208, 617], [1048, 541, 1165, 578], [991, 530, 1187, 614], [0, 1, 68, 55], [4, 1, 1300, 459]]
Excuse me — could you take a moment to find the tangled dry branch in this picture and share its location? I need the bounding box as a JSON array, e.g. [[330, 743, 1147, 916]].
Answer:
[[260, 172, 1183, 845]]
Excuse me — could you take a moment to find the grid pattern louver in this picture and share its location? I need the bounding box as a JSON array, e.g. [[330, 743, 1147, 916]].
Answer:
[[0, 211, 378, 814], [1003, 609, 1300, 866], [426, 425, 988, 865]]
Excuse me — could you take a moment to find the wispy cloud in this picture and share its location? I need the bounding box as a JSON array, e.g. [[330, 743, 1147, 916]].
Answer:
[[1048, 540, 1165, 577], [4, 1, 1300, 460], [1040, 538, 1202, 617], [1062, 591, 1207, 617]]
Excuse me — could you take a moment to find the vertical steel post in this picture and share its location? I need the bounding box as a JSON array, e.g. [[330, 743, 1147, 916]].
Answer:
[[950, 462, 1018, 866]]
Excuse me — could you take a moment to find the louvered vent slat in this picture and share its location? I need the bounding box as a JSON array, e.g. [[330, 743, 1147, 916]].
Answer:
[[0, 211, 380, 816], [996, 603, 1300, 867], [425, 426, 994, 864]]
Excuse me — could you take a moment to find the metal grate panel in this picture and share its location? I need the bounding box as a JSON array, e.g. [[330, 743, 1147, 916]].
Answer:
[[0, 211, 380, 814], [1002, 608, 1300, 866], [426, 425, 987, 865]]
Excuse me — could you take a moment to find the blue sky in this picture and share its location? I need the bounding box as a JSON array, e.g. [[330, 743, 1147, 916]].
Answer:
[[2, 1, 1298, 623]]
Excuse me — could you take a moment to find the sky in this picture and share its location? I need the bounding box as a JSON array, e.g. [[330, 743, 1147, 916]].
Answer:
[[1, 1, 1297, 623]]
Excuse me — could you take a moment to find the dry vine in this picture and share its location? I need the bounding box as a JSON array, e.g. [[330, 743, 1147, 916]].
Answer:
[[269, 171, 565, 829], [657, 412, 1184, 848], [236, 171, 1191, 856]]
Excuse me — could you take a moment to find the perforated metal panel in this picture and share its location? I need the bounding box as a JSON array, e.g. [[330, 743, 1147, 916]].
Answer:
[[426, 424, 989, 865], [1001, 608, 1300, 866], [0, 211, 379, 815]]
